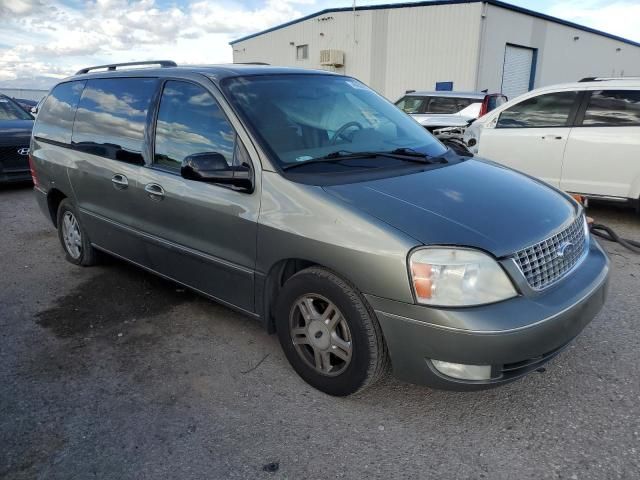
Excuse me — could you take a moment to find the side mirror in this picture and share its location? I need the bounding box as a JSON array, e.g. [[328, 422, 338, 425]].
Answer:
[[181, 152, 253, 191]]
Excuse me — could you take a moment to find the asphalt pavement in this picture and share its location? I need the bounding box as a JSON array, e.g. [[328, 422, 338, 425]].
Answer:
[[1, 184, 639, 479]]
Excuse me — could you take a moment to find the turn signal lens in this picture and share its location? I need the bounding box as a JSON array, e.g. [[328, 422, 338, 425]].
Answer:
[[409, 248, 516, 307], [28, 152, 39, 187]]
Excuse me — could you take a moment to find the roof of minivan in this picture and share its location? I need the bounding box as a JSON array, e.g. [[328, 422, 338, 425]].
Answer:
[[66, 64, 337, 85]]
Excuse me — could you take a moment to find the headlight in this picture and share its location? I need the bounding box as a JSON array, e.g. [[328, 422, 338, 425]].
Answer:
[[409, 248, 517, 306]]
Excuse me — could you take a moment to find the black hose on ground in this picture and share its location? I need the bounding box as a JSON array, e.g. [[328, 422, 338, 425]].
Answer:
[[590, 223, 640, 254]]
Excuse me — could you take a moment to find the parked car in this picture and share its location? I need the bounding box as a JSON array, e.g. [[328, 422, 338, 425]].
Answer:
[[464, 77, 640, 207], [0, 94, 34, 184], [395, 91, 507, 131], [30, 62, 609, 396], [13, 97, 38, 112]]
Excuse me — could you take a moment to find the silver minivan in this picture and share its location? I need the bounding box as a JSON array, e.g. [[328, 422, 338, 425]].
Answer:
[[30, 62, 609, 396]]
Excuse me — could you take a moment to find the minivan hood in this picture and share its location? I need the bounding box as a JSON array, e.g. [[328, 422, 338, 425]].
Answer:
[[323, 159, 577, 258]]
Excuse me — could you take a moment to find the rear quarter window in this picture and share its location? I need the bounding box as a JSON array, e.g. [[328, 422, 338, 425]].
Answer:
[[33, 81, 86, 144], [72, 77, 157, 164], [582, 90, 640, 126]]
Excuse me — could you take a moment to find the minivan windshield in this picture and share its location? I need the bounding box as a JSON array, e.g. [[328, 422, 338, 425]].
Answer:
[[0, 95, 33, 121], [222, 74, 447, 169]]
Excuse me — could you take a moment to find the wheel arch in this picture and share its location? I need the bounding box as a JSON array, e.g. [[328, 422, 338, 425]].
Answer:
[[259, 258, 327, 334], [47, 188, 67, 228]]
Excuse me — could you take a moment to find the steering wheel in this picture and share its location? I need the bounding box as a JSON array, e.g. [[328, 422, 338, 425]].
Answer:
[[330, 121, 363, 145]]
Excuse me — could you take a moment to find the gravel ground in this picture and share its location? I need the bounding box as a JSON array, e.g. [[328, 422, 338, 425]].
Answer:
[[1, 184, 639, 480]]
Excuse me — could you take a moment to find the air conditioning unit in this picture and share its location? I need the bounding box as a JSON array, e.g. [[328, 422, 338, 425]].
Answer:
[[320, 49, 344, 67]]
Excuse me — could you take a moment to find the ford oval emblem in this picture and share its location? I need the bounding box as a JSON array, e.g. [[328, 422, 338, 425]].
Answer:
[[17, 147, 29, 156], [556, 241, 574, 258]]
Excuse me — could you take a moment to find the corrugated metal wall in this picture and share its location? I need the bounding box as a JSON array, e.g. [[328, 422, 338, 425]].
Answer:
[[231, 3, 483, 100], [232, 2, 640, 100], [478, 4, 640, 96]]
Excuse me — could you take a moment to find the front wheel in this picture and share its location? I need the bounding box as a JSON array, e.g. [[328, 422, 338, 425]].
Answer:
[[275, 267, 388, 396]]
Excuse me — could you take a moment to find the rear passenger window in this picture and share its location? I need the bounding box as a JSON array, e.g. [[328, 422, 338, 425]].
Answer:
[[497, 91, 578, 128], [395, 96, 426, 114], [582, 90, 640, 126], [72, 78, 157, 164], [33, 81, 86, 144], [153, 81, 236, 170], [426, 97, 464, 114]]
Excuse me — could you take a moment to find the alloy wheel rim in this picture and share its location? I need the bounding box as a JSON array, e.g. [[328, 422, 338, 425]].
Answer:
[[62, 211, 82, 259], [289, 294, 353, 376]]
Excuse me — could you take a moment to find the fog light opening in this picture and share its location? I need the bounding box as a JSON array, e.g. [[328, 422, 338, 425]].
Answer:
[[431, 360, 492, 381]]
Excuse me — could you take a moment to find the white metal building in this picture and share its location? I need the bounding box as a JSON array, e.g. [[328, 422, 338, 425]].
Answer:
[[230, 0, 640, 101]]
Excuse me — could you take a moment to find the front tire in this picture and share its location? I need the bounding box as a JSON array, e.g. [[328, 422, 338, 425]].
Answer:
[[275, 267, 388, 396], [56, 199, 98, 266]]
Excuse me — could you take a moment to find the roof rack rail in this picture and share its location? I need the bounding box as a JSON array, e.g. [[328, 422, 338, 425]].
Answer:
[[233, 62, 270, 65], [76, 60, 177, 75], [579, 76, 640, 82]]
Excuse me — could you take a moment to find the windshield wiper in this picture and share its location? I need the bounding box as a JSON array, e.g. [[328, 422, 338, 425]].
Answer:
[[282, 149, 446, 171]]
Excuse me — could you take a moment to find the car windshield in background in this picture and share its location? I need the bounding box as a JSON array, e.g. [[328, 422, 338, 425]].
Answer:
[[222, 75, 447, 169], [396, 95, 477, 114], [0, 96, 33, 121]]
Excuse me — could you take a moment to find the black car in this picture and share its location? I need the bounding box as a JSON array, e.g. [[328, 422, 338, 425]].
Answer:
[[13, 98, 38, 112], [0, 94, 34, 184]]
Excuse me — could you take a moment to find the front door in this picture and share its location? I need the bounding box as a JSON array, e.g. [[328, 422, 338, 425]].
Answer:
[[478, 90, 579, 187], [136, 80, 260, 312]]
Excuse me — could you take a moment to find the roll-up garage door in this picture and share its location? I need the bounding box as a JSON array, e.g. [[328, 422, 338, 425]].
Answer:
[[501, 44, 534, 100]]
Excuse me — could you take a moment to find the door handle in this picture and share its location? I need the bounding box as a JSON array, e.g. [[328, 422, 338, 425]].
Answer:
[[541, 135, 564, 140], [111, 173, 128, 189], [144, 183, 165, 200]]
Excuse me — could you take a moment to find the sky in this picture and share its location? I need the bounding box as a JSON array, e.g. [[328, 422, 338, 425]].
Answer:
[[0, 0, 639, 89]]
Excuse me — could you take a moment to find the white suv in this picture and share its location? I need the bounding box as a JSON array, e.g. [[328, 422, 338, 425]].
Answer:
[[464, 78, 640, 207]]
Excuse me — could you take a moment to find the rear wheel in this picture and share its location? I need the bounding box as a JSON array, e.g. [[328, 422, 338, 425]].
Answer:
[[275, 267, 388, 396], [56, 199, 98, 266]]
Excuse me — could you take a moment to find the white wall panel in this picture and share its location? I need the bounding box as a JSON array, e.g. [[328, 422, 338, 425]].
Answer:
[[231, 2, 640, 101], [478, 4, 640, 98], [231, 3, 483, 100]]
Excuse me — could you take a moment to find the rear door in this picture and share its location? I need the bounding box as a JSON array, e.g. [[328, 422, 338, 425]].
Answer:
[[478, 90, 579, 187], [560, 89, 640, 199], [68, 77, 158, 263], [136, 79, 260, 312]]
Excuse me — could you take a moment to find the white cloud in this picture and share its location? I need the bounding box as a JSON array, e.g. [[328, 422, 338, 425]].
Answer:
[[548, 0, 640, 43], [0, 0, 44, 16], [0, 0, 310, 88]]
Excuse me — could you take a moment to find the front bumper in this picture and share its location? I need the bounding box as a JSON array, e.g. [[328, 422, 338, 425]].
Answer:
[[366, 239, 609, 390], [0, 168, 31, 184]]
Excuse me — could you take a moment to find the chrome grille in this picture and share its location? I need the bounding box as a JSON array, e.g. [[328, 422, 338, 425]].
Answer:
[[514, 215, 587, 290]]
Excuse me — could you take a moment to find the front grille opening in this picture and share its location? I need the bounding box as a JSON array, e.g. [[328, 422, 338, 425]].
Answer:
[[514, 215, 587, 290], [500, 343, 568, 378], [0, 145, 30, 170]]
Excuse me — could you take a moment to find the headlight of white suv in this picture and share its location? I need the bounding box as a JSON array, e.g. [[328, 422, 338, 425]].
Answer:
[[409, 248, 517, 307]]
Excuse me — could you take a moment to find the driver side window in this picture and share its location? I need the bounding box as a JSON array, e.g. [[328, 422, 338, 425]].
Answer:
[[496, 91, 578, 128], [154, 80, 236, 170]]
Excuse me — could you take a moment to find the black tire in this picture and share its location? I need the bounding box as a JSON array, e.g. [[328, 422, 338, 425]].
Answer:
[[275, 267, 389, 396], [56, 199, 98, 266]]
